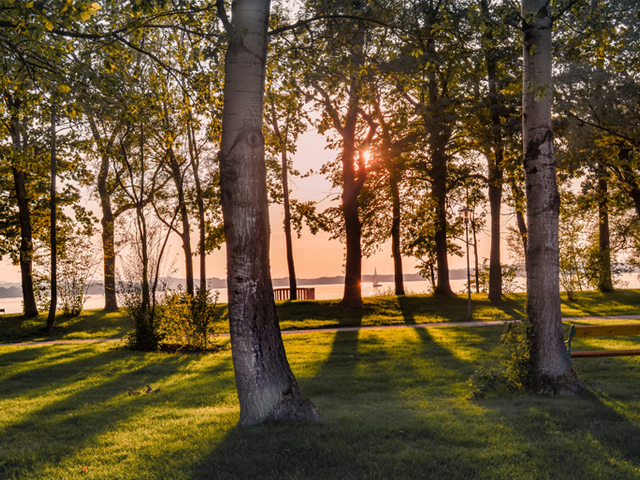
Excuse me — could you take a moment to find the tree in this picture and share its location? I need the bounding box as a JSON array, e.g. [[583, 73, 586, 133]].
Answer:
[[300, 0, 379, 308], [264, 29, 309, 301], [521, 0, 580, 393], [398, 0, 474, 296], [2, 92, 39, 316], [216, 0, 321, 425]]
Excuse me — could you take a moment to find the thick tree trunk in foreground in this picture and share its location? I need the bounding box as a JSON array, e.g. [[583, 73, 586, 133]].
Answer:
[[218, 0, 321, 425], [522, 0, 580, 393]]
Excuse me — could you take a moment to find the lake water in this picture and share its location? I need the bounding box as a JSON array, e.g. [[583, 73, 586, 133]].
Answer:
[[2, 274, 639, 315]]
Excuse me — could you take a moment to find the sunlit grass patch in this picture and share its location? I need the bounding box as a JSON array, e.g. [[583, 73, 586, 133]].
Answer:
[[1, 326, 640, 479]]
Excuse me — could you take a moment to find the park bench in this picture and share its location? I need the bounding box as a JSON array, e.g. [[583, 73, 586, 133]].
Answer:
[[566, 323, 640, 358], [273, 287, 315, 301]]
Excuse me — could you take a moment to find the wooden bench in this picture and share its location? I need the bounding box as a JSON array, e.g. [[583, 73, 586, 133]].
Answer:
[[273, 287, 315, 301], [566, 324, 640, 358]]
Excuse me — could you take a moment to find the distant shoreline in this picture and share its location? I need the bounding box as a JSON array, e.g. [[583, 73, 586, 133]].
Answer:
[[0, 271, 476, 299]]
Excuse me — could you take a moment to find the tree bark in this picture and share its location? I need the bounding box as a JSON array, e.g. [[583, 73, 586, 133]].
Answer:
[[509, 177, 528, 261], [472, 217, 480, 293], [46, 104, 57, 332], [482, 0, 505, 304], [89, 117, 119, 312], [390, 169, 405, 295], [187, 118, 207, 290], [425, 37, 454, 296], [11, 166, 38, 317], [597, 167, 613, 292], [431, 146, 453, 296], [341, 136, 364, 307], [218, 0, 321, 425], [522, 0, 580, 393], [7, 99, 38, 317], [281, 150, 298, 300], [167, 146, 195, 296]]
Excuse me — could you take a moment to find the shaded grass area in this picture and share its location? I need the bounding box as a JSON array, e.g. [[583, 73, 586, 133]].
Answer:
[[2, 289, 640, 344], [1, 326, 639, 479], [0, 309, 131, 344]]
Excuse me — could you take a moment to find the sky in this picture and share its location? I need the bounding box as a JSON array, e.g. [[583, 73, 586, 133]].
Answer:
[[0, 125, 498, 286]]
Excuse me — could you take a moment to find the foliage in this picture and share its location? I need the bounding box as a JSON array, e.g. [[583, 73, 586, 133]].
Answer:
[[157, 288, 222, 350], [476, 259, 520, 294], [121, 283, 164, 352], [56, 232, 100, 316], [469, 318, 531, 400]]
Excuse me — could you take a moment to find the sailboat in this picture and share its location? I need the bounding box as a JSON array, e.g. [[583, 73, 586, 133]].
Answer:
[[373, 268, 382, 288]]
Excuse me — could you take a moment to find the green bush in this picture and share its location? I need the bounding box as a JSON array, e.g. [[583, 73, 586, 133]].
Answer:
[[469, 317, 531, 399], [157, 288, 221, 350]]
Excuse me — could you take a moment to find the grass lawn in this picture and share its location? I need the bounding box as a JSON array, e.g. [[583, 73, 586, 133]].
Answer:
[[1, 320, 640, 479], [2, 289, 640, 344]]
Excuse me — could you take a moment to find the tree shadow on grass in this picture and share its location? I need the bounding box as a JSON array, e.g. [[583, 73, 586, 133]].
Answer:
[[188, 310, 504, 480], [473, 386, 640, 478], [0, 345, 235, 479], [189, 321, 640, 480]]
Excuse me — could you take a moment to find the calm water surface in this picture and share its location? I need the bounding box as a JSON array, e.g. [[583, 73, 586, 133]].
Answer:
[[2, 274, 639, 315]]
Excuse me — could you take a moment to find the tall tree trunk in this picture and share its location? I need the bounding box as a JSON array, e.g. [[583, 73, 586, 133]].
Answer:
[[482, 0, 505, 304], [509, 177, 528, 261], [425, 37, 454, 296], [488, 179, 502, 301], [89, 117, 119, 312], [341, 138, 364, 307], [138, 125, 150, 310], [472, 218, 480, 293], [597, 167, 613, 292], [12, 167, 38, 316], [186, 116, 207, 290], [522, 0, 580, 393], [46, 104, 57, 332], [167, 147, 194, 296], [282, 150, 298, 300], [431, 147, 453, 295], [8, 104, 38, 317], [390, 169, 405, 295], [337, 20, 369, 309], [218, 0, 321, 425]]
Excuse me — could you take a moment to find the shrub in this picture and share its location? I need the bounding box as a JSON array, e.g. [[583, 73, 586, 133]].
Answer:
[[469, 317, 531, 400], [157, 288, 221, 350], [120, 280, 164, 351]]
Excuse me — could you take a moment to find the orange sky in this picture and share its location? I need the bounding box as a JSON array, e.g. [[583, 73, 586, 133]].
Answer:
[[0, 127, 497, 285]]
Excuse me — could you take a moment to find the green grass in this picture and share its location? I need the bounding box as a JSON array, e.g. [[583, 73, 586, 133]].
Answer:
[[1, 325, 639, 479], [2, 289, 640, 345]]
